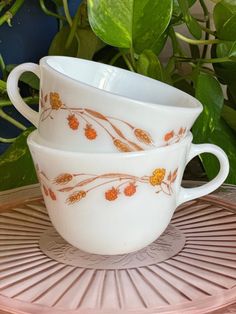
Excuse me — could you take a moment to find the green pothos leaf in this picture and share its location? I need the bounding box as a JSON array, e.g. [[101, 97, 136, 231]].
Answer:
[[137, 49, 165, 81], [198, 119, 236, 184], [192, 72, 224, 138], [192, 72, 236, 184], [214, 0, 236, 40], [49, 26, 79, 57], [87, 0, 172, 54], [0, 128, 37, 191], [222, 104, 236, 131]]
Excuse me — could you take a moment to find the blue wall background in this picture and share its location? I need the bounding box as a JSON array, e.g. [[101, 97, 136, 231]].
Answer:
[[0, 0, 81, 153]]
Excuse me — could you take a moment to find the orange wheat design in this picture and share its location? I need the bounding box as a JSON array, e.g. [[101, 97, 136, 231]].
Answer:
[[40, 90, 187, 152], [37, 165, 179, 205]]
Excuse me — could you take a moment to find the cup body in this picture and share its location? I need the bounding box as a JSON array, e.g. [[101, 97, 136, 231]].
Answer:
[[8, 56, 203, 153], [27, 130, 229, 255]]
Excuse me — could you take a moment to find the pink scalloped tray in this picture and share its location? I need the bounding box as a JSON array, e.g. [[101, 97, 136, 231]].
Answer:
[[0, 183, 236, 314]]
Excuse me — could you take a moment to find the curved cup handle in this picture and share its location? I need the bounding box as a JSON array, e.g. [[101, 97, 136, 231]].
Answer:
[[7, 63, 40, 127], [177, 143, 229, 206]]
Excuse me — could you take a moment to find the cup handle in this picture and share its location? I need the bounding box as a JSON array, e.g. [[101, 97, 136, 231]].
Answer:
[[7, 63, 41, 127], [177, 143, 229, 206]]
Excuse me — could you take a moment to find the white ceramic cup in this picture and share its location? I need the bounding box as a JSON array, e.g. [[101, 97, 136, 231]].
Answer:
[[27, 130, 229, 255], [8, 56, 203, 153]]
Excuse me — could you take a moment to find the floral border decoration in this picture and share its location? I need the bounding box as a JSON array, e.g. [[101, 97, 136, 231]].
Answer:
[[36, 165, 178, 205], [40, 91, 187, 152]]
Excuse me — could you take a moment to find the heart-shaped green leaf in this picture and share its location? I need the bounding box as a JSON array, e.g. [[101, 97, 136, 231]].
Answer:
[[192, 72, 236, 184], [177, 0, 202, 39], [214, 0, 236, 30], [217, 15, 236, 41], [193, 73, 223, 136], [76, 28, 105, 60], [214, 0, 236, 40], [137, 49, 165, 81], [222, 104, 236, 131], [51, 22, 103, 60], [49, 26, 79, 57], [173, 0, 196, 14], [213, 42, 236, 85], [198, 119, 236, 184], [0, 128, 37, 191], [217, 41, 236, 60], [172, 0, 196, 24], [185, 15, 202, 39], [87, 0, 173, 54]]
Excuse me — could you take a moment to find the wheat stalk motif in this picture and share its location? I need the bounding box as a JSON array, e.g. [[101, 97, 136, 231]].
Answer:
[[36, 164, 178, 205], [40, 90, 186, 152]]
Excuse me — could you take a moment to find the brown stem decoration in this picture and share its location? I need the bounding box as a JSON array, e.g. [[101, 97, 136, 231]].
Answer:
[[40, 108, 53, 121]]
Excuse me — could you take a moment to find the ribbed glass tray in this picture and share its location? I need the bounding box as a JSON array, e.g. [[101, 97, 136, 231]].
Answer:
[[0, 183, 236, 314]]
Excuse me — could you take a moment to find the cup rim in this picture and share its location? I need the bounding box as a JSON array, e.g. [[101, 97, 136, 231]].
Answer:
[[27, 129, 193, 158], [40, 56, 202, 113]]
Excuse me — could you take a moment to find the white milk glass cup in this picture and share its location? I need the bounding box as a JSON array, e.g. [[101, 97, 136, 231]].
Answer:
[[27, 130, 229, 255], [8, 56, 203, 153]]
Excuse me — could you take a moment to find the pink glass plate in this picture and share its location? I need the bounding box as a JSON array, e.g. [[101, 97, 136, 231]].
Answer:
[[0, 183, 236, 314]]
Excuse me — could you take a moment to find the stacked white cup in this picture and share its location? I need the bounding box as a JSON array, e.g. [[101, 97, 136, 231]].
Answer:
[[7, 56, 229, 254]]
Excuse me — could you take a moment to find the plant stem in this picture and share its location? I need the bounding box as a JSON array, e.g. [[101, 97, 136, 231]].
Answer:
[[172, 74, 193, 83], [165, 57, 176, 76], [176, 56, 232, 63], [0, 0, 24, 26], [175, 32, 221, 45], [109, 52, 122, 65], [39, 0, 66, 21], [201, 57, 232, 64], [0, 79, 7, 93], [199, 0, 211, 59], [196, 17, 208, 23], [130, 46, 136, 69], [192, 64, 216, 76], [169, 27, 185, 56], [0, 136, 17, 143], [66, 4, 80, 49], [0, 109, 26, 130], [0, 54, 6, 80], [0, 96, 39, 107], [62, 0, 72, 26], [62, 0, 80, 55], [0, 3, 7, 13], [121, 53, 135, 72], [199, 24, 215, 36]]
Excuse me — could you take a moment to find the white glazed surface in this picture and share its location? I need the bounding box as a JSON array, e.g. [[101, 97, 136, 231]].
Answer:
[[27, 130, 229, 255], [7, 56, 203, 153]]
